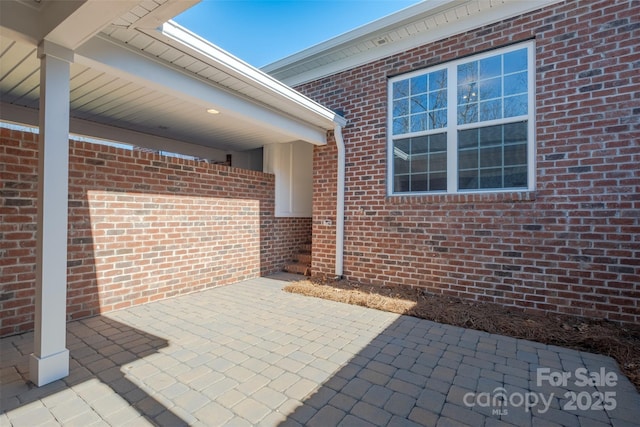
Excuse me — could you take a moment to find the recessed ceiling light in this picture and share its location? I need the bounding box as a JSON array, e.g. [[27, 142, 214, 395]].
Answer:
[[207, 108, 220, 115]]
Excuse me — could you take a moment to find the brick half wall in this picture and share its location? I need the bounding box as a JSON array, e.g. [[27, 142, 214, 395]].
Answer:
[[0, 128, 311, 336], [301, 0, 640, 324]]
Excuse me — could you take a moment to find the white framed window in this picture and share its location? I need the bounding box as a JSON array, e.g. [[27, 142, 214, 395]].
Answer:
[[388, 41, 535, 195]]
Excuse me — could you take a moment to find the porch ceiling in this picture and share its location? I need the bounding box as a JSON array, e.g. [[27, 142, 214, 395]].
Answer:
[[0, 0, 341, 152]]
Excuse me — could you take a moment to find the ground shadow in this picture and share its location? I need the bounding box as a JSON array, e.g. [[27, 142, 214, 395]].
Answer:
[[283, 279, 640, 392], [1, 135, 301, 335], [2, 133, 312, 424], [3, 278, 638, 426], [276, 286, 639, 426], [1, 315, 187, 426]]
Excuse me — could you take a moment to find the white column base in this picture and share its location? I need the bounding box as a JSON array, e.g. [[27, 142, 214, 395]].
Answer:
[[29, 349, 69, 386]]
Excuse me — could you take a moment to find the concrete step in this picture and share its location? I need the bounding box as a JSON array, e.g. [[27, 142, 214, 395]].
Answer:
[[283, 262, 310, 276]]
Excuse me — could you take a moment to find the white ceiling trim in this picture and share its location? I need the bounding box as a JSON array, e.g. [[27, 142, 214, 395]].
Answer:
[[2, 0, 349, 153], [74, 35, 329, 146], [130, 0, 199, 30], [156, 21, 346, 128], [42, 0, 142, 50], [0, 0, 43, 45], [0, 0, 141, 49]]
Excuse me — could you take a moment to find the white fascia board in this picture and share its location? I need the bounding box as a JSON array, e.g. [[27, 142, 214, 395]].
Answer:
[[0, 0, 41, 45], [0, 0, 140, 50], [266, 0, 564, 87], [130, 1, 200, 30], [158, 21, 344, 128], [74, 35, 328, 145], [42, 0, 142, 50], [264, 0, 458, 74]]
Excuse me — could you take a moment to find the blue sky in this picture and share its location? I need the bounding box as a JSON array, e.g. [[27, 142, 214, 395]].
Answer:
[[173, 0, 423, 67]]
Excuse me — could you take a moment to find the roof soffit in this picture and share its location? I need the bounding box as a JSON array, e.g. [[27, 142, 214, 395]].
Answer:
[[97, 21, 342, 130], [51, 35, 328, 147], [0, 0, 148, 49], [2, 0, 342, 151], [263, 0, 564, 86], [154, 21, 343, 129]]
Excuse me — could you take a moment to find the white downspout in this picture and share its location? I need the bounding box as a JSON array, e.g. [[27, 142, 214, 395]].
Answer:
[[334, 124, 345, 278]]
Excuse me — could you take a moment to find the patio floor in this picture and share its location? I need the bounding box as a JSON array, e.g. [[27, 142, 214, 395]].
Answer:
[[1, 275, 639, 427]]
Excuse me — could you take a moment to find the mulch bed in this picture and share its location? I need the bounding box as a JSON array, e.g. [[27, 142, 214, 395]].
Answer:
[[283, 277, 640, 392]]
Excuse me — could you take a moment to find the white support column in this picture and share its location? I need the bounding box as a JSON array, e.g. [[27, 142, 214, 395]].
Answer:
[[30, 40, 73, 387]]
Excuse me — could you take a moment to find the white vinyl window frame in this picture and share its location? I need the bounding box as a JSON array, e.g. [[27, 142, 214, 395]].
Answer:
[[387, 40, 536, 195]]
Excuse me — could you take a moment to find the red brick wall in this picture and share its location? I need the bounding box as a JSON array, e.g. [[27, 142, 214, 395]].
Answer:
[[0, 128, 311, 336], [300, 0, 639, 323], [0, 130, 38, 336], [312, 131, 339, 275]]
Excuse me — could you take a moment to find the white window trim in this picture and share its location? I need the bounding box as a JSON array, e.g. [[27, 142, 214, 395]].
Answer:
[[387, 40, 536, 196]]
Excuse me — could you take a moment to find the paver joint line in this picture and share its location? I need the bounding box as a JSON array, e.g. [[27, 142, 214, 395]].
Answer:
[[1, 277, 638, 427]]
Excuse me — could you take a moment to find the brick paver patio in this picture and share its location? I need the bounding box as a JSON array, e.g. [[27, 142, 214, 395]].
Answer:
[[2, 276, 639, 426]]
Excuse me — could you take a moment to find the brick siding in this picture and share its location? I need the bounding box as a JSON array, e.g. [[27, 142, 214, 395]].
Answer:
[[299, 0, 639, 323], [0, 128, 311, 336]]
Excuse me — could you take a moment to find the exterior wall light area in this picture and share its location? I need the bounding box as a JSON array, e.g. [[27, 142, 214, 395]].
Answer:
[[207, 108, 220, 114]]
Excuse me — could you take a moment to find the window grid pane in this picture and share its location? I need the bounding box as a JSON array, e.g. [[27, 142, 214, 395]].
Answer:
[[457, 122, 528, 190], [389, 42, 532, 195], [457, 47, 528, 125], [392, 69, 448, 135], [393, 133, 447, 193]]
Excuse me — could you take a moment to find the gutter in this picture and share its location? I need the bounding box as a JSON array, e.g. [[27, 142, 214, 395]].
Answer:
[[333, 120, 347, 278], [157, 20, 340, 129]]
